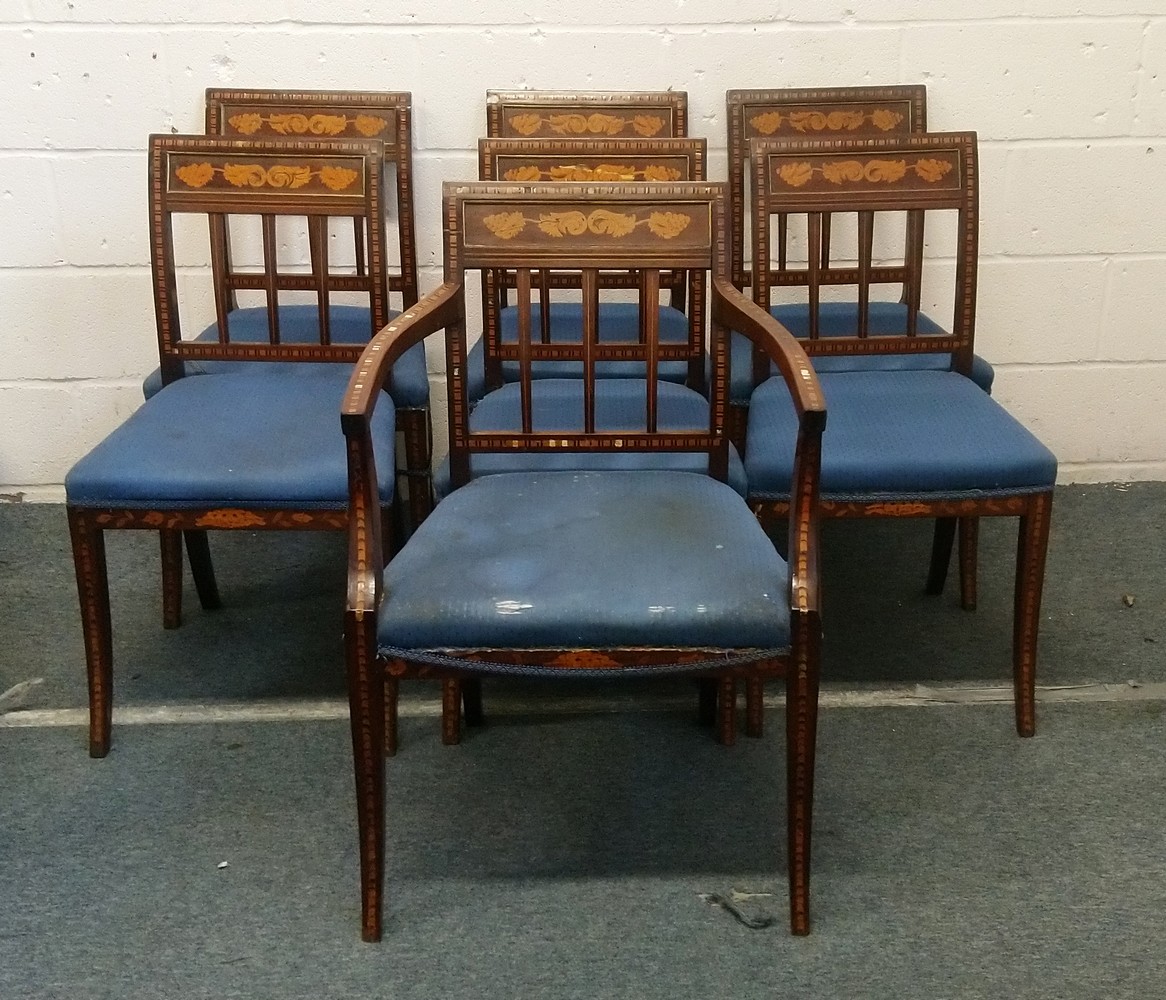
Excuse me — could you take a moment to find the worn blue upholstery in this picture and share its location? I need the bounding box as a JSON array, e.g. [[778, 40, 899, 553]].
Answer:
[[140, 304, 429, 408], [745, 370, 1056, 500], [67, 368, 395, 508], [436, 379, 748, 498], [466, 301, 692, 401], [378, 470, 789, 652], [729, 301, 995, 404]]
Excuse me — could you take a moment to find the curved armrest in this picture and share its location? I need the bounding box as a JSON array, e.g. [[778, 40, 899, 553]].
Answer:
[[341, 280, 464, 433], [713, 275, 825, 622]]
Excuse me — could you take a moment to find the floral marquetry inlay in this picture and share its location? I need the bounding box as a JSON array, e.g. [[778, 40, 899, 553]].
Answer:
[[174, 162, 360, 191], [227, 111, 388, 137], [749, 108, 905, 135], [776, 157, 954, 188], [507, 112, 665, 137], [501, 163, 682, 182], [481, 208, 692, 240]]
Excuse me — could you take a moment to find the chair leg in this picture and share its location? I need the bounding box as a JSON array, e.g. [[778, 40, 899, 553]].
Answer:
[[68, 509, 113, 758], [697, 678, 717, 727], [958, 516, 979, 611], [786, 627, 820, 936], [184, 530, 221, 611], [925, 517, 956, 596], [462, 678, 484, 727], [441, 678, 462, 745], [345, 610, 386, 942], [1013, 492, 1053, 738], [384, 676, 399, 757], [399, 408, 433, 532], [717, 676, 737, 747], [160, 529, 183, 629], [745, 678, 765, 738]]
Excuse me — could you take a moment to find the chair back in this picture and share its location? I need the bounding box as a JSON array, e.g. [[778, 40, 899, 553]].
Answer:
[[727, 86, 926, 289], [477, 137, 708, 389], [441, 181, 730, 488], [486, 90, 687, 139], [750, 130, 978, 375], [149, 133, 388, 384], [205, 89, 418, 311]]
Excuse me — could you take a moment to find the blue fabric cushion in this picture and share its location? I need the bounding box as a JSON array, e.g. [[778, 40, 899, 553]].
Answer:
[[466, 301, 692, 402], [379, 470, 789, 651], [729, 301, 995, 404], [67, 368, 395, 509], [435, 379, 748, 498], [744, 370, 1056, 500], [140, 304, 430, 409]]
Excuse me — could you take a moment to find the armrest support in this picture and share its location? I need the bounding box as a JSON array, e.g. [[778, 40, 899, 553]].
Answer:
[[713, 275, 825, 621]]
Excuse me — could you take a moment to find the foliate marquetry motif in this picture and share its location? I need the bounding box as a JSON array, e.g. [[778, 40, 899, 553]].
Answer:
[[481, 208, 692, 241], [226, 111, 388, 137], [507, 111, 665, 137], [748, 107, 905, 136], [170, 157, 363, 194], [501, 163, 682, 182], [773, 154, 957, 190]]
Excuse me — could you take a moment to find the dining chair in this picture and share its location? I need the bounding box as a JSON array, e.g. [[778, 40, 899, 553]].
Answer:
[[341, 179, 827, 940], [744, 131, 1056, 737], [66, 134, 397, 756]]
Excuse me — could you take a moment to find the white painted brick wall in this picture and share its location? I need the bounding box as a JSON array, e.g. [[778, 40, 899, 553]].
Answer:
[[1, 1, 1164, 494]]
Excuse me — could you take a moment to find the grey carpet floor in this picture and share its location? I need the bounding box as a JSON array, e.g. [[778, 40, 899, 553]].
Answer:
[[2, 484, 1165, 996]]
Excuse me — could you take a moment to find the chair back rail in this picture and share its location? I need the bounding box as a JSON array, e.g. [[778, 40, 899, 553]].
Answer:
[[485, 89, 688, 140], [750, 131, 977, 375], [150, 134, 388, 384], [477, 136, 708, 390], [205, 89, 418, 310], [727, 86, 926, 290]]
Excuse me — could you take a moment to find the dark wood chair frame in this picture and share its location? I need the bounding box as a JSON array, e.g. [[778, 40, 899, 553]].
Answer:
[[340, 180, 827, 940], [69, 134, 393, 757], [748, 131, 1053, 738], [727, 86, 980, 611], [205, 89, 429, 524]]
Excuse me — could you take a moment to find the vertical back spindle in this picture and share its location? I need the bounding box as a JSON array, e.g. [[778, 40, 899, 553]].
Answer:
[[261, 214, 281, 344]]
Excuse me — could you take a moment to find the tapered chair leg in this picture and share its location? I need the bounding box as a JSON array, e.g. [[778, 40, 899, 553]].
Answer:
[[785, 631, 820, 936], [441, 678, 462, 745], [184, 530, 221, 611], [745, 678, 765, 738], [346, 612, 386, 942], [925, 517, 956, 596], [68, 509, 114, 758], [160, 529, 184, 629], [462, 678, 484, 728], [717, 676, 737, 746], [1013, 492, 1053, 738], [958, 516, 979, 611]]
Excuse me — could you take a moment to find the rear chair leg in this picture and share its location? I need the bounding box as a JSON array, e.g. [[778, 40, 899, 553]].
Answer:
[[717, 676, 737, 747], [958, 517, 979, 611], [745, 679, 765, 738], [184, 530, 221, 610], [1013, 493, 1053, 738], [697, 678, 717, 727], [384, 676, 400, 757], [462, 678, 484, 727], [68, 508, 113, 758], [925, 517, 956, 596]]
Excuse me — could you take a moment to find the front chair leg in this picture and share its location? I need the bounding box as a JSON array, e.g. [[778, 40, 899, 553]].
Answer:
[[745, 679, 765, 738], [1012, 493, 1053, 738], [346, 611, 386, 941], [717, 676, 737, 746], [68, 509, 114, 758], [786, 637, 820, 936], [441, 678, 462, 745], [958, 517, 979, 611], [925, 517, 957, 596], [184, 530, 221, 611]]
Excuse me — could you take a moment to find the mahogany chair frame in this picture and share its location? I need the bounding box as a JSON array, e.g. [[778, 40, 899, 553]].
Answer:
[[341, 180, 826, 940], [68, 134, 393, 757], [748, 131, 1053, 738]]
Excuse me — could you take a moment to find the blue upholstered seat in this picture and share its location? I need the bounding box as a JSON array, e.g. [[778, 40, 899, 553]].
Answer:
[[378, 470, 790, 653], [729, 301, 995, 404], [744, 370, 1056, 501], [67, 368, 395, 508], [435, 379, 748, 498], [140, 304, 430, 408], [466, 301, 692, 401]]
